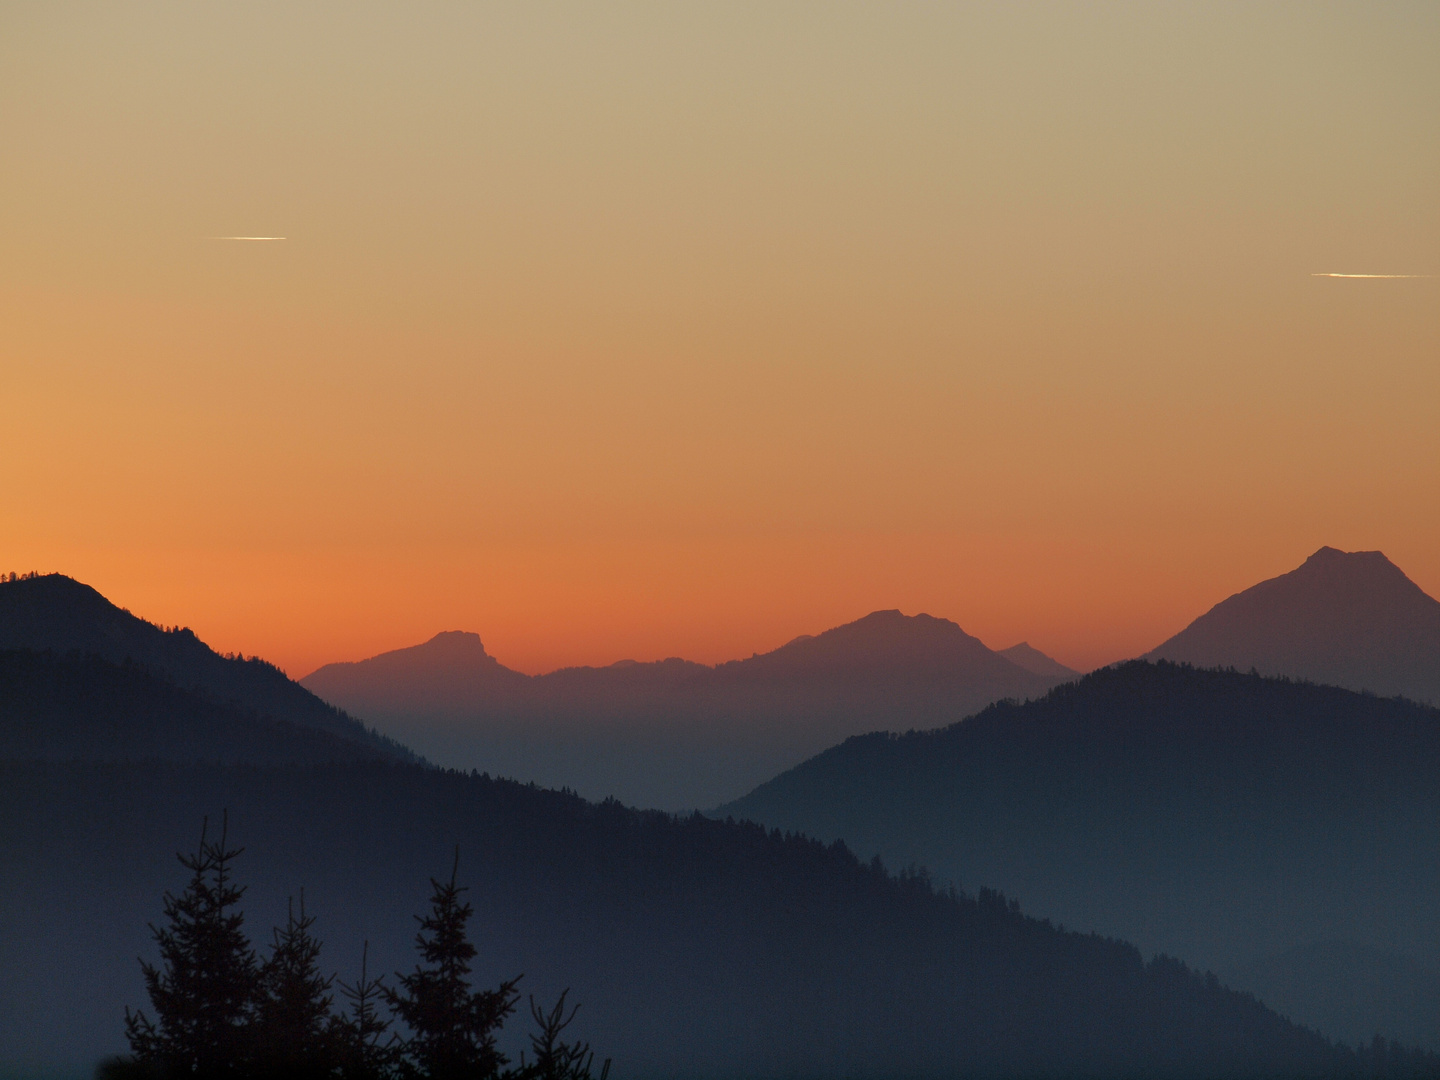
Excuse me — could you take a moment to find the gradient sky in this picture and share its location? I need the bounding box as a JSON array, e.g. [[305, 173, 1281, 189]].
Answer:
[[2, 2, 1437, 677]]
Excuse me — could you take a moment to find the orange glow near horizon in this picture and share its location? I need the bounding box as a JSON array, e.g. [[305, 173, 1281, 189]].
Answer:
[[2, 4, 1437, 679]]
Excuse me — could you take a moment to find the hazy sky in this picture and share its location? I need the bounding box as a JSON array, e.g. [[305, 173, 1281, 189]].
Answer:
[[2, 2, 1437, 676]]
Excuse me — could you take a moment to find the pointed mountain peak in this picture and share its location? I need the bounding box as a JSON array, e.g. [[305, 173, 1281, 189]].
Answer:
[[1295, 546, 1413, 582], [1145, 546, 1440, 704], [998, 641, 1079, 680], [1301, 546, 1397, 570]]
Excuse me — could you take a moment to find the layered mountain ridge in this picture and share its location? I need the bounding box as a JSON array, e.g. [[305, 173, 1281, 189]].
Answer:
[[720, 659, 1440, 1047], [0, 575, 1374, 1078], [302, 608, 1067, 809]]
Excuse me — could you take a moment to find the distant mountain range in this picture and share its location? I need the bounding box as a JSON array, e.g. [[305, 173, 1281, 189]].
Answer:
[[0, 578, 1372, 1078], [302, 610, 1068, 809], [301, 545, 1440, 810], [1145, 546, 1440, 705], [720, 660, 1440, 1048]]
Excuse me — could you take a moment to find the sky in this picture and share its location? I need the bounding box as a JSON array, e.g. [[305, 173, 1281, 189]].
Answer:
[[1, 2, 1437, 677]]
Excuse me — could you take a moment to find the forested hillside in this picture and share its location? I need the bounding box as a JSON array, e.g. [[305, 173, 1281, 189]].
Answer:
[[0, 648, 392, 765], [721, 660, 1440, 1046], [0, 574, 409, 760], [0, 758, 1390, 1079]]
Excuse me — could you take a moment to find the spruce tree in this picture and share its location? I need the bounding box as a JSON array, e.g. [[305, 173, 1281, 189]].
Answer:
[[125, 813, 259, 1079], [336, 941, 401, 1080], [387, 850, 520, 1080], [254, 891, 338, 1077], [522, 991, 604, 1080]]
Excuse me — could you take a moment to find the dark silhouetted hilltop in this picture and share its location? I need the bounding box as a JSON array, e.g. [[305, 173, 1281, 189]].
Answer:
[[720, 660, 1440, 1048], [0, 573, 410, 760], [301, 609, 1058, 809], [1144, 546, 1440, 704]]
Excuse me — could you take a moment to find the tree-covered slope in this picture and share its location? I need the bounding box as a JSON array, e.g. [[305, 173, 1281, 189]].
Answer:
[[0, 648, 393, 766], [0, 574, 412, 761], [0, 758, 1385, 1079], [719, 661, 1440, 1046]]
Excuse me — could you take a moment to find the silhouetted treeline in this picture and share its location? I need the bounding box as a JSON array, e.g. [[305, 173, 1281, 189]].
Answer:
[[102, 814, 605, 1080], [3, 758, 1432, 1078]]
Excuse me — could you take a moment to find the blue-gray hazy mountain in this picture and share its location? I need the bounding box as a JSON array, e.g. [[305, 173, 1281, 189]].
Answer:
[[0, 573, 410, 760], [1144, 546, 1440, 705], [718, 661, 1440, 1048], [1223, 941, 1440, 1051], [301, 610, 1060, 810]]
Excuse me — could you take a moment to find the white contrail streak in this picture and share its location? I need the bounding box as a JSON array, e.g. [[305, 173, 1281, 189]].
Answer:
[[204, 236, 287, 241], [1311, 272, 1431, 279]]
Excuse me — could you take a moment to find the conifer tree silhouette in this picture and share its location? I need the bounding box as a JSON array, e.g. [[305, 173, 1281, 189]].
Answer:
[[386, 849, 521, 1080], [336, 941, 401, 1080], [254, 890, 338, 1077], [521, 991, 606, 1080], [125, 812, 259, 1079]]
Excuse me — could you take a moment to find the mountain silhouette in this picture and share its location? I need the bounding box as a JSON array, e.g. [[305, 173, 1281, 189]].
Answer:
[[2, 575, 1432, 1076], [302, 609, 1059, 810], [0, 573, 410, 760], [719, 661, 1440, 1048], [716, 609, 1044, 687], [1144, 546, 1440, 704], [301, 630, 532, 714], [998, 640, 1079, 680]]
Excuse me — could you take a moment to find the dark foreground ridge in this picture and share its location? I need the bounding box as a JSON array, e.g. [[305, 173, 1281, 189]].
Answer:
[[0, 572, 412, 761], [0, 648, 394, 765], [721, 660, 1440, 1047], [0, 759, 1415, 1079]]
